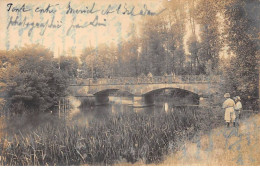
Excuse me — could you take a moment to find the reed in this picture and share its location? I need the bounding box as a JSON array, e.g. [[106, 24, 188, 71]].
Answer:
[[0, 106, 241, 166]]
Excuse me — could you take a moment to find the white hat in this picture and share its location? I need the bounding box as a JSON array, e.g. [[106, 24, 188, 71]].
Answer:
[[236, 96, 241, 100], [224, 93, 230, 98]]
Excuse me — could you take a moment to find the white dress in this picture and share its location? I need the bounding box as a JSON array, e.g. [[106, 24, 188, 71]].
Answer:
[[222, 98, 236, 122], [235, 101, 242, 112]]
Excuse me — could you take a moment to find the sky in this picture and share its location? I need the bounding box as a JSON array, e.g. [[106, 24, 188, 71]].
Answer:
[[0, 0, 228, 59], [0, 0, 168, 57]]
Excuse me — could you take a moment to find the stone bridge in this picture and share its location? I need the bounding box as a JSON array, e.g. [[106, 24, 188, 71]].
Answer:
[[68, 75, 221, 107]]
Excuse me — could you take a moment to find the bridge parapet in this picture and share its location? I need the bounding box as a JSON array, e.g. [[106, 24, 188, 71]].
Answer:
[[70, 75, 221, 86]]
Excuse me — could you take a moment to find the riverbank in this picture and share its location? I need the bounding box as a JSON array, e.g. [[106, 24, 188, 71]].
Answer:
[[159, 113, 260, 166], [117, 113, 260, 166]]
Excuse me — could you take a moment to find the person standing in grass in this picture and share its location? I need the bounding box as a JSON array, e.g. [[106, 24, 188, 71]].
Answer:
[[235, 96, 243, 120], [222, 93, 236, 127]]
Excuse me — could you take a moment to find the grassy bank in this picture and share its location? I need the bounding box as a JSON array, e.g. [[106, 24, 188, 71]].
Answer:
[[0, 106, 255, 166], [157, 113, 260, 166]]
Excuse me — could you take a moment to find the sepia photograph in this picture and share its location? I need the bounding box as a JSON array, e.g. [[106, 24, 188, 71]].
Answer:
[[0, 0, 259, 166]]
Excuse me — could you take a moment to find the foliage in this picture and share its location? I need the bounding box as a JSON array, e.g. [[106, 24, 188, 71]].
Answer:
[[0, 44, 69, 114], [0, 107, 226, 165], [80, 44, 117, 78], [194, 0, 223, 73], [221, 0, 259, 104], [59, 56, 80, 79]]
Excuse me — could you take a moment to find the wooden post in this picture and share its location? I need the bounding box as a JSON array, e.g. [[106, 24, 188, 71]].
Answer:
[[64, 98, 66, 121], [64, 98, 66, 114], [58, 100, 61, 118]]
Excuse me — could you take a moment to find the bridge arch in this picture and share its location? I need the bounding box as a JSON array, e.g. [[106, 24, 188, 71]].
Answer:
[[94, 89, 119, 96], [142, 87, 200, 106], [143, 87, 200, 96], [93, 89, 134, 96], [134, 83, 205, 96]]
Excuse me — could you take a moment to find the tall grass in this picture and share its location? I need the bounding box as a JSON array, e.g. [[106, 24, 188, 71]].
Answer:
[[0, 106, 228, 166]]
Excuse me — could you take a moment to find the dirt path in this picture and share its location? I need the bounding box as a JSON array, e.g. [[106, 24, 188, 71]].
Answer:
[[158, 113, 260, 166]]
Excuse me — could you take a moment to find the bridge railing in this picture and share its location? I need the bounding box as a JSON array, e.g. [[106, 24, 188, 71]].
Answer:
[[70, 75, 221, 86]]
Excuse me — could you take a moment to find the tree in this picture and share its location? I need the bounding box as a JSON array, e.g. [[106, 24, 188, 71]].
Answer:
[[222, 0, 259, 108], [187, 35, 201, 74], [194, 0, 223, 74], [139, 16, 168, 76], [162, 0, 187, 75], [80, 47, 96, 78], [1, 44, 69, 114], [59, 55, 80, 78]]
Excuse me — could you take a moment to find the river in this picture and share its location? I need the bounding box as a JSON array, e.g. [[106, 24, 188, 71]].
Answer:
[[1, 93, 199, 133], [67, 94, 199, 127]]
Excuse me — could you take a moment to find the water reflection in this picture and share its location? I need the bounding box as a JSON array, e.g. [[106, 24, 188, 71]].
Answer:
[[70, 95, 198, 127], [164, 102, 169, 113], [2, 96, 199, 134]]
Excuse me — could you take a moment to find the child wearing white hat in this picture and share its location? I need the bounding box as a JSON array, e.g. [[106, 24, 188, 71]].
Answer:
[[222, 93, 236, 127], [235, 96, 242, 120]]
